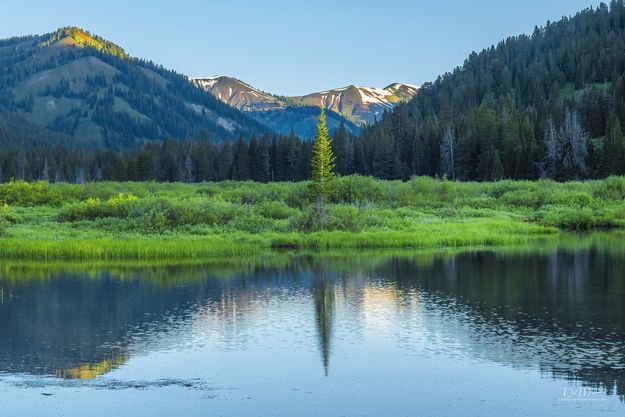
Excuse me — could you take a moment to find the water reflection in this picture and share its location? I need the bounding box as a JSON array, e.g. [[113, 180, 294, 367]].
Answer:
[[313, 268, 335, 376], [56, 355, 129, 380], [0, 232, 624, 401]]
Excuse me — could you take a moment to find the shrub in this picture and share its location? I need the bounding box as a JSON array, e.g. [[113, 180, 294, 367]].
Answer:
[[195, 185, 220, 197], [409, 176, 439, 195], [0, 180, 63, 207], [58, 198, 104, 222], [257, 201, 298, 220], [138, 206, 169, 232], [285, 184, 309, 208], [541, 206, 596, 230], [500, 189, 544, 208], [195, 199, 239, 225], [293, 205, 365, 232], [332, 175, 384, 204], [593, 176, 625, 200], [456, 195, 498, 209], [293, 206, 325, 232], [544, 189, 592, 206], [408, 176, 471, 206], [227, 213, 276, 233], [326, 205, 365, 232], [0, 204, 22, 224], [58, 193, 138, 221], [128, 198, 191, 231]]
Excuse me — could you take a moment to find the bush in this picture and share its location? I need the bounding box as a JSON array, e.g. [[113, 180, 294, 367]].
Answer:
[[59, 193, 138, 221], [326, 205, 365, 232], [195, 199, 239, 225], [195, 185, 220, 197], [293, 205, 364, 232], [332, 175, 384, 204], [541, 206, 596, 230], [409, 176, 439, 195], [544, 189, 592, 206], [257, 201, 298, 220], [0, 180, 63, 207], [293, 206, 322, 232], [0, 204, 22, 224], [285, 184, 309, 208], [500, 189, 544, 208], [456, 195, 497, 209], [227, 213, 276, 233], [593, 176, 625, 200], [128, 198, 192, 232], [408, 176, 470, 206]]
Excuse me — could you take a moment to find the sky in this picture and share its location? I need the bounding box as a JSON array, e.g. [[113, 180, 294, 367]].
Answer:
[[0, 0, 602, 96]]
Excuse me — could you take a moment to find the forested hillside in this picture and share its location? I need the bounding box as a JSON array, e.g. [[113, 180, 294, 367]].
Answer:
[[0, 27, 265, 149], [352, 0, 625, 181]]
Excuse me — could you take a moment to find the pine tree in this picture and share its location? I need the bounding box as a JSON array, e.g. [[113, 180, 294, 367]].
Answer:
[[41, 157, 50, 181], [232, 133, 250, 180], [541, 119, 558, 179], [181, 154, 194, 183], [440, 128, 456, 179], [601, 114, 625, 176], [333, 122, 348, 175], [310, 108, 336, 210], [491, 150, 505, 180]]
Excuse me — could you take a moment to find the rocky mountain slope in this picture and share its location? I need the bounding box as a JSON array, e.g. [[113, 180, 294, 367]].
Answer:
[[289, 83, 420, 124], [194, 76, 284, 112], [192, 76, 419, 134]]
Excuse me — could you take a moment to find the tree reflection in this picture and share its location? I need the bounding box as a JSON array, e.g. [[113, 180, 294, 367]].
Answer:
[[313, 267, 335, 376]]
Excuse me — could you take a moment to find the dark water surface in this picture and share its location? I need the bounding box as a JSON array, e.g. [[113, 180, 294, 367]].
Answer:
[[1, 233, 625, 416]]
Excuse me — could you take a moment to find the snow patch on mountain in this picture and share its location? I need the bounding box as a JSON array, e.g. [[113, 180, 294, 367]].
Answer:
[[191, 76, 420, 125]]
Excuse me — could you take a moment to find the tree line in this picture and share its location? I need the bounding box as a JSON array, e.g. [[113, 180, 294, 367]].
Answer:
[[0, 131, 311, 183], [0, 106, 623, 184]]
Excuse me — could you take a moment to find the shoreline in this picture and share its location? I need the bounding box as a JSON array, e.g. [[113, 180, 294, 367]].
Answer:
[[0, 224, 556, 260]]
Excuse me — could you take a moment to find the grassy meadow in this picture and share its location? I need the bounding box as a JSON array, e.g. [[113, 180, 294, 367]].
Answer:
[[1, 175, 625, 260]]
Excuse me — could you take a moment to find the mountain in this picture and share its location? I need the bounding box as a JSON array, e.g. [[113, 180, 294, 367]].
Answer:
[[192, 76, 418, 136], [193, 76, 284, 112], [192, 76, 361, 137], [354, 1, 625, 181], [289, 83, 420, 124], [0, 27, 265, 149]]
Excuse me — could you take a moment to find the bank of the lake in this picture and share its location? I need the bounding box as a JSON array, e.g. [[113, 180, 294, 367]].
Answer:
[[1, 176, 625, 260]]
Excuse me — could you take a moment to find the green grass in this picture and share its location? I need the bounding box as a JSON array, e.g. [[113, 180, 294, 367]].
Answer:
[[1, 176, 624, 260], [3, 231, 625, 284]]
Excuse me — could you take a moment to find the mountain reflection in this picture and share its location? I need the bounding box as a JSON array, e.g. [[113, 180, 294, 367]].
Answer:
[[0, 233, 624, 398], [56, 355, 129, 380]]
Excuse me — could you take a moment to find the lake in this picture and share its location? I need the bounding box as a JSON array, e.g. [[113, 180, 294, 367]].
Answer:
[[1, 233, 624, 416]]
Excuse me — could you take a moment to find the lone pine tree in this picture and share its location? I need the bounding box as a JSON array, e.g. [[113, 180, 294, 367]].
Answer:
[[310, 108, 336, 211]]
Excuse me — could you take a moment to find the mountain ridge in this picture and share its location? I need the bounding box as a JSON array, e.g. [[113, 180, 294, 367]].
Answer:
[[192, 76, 419, 126], [0, 27, 266, 149]]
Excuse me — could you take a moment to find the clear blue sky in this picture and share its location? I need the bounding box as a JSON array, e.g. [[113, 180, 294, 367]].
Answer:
[[1, 0, 601, 96]]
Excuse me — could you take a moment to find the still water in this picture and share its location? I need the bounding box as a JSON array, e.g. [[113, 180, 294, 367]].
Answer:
[[1, 233, 624, 416]]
